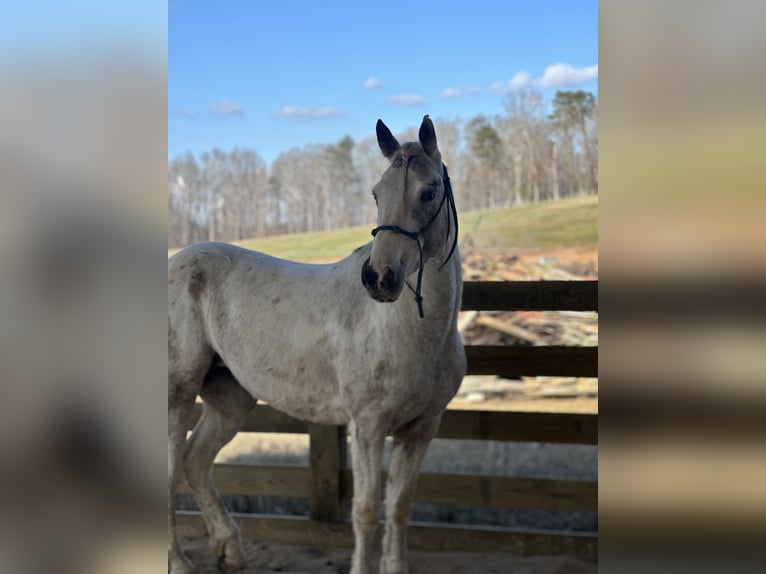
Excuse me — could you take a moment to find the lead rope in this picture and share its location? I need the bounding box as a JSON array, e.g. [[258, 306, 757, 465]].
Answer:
[[370, 164, 458, 319]]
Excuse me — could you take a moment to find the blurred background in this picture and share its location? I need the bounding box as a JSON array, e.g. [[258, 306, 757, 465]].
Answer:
[[600, 1, 766, 572], [0, 2, 167, 573]]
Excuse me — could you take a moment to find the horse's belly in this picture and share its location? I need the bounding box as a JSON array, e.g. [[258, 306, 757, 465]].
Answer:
[[237, 369, 350, 426]]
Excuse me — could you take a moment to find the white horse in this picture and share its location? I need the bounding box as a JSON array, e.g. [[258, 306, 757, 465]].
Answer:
[[168, 116, 466, 574]]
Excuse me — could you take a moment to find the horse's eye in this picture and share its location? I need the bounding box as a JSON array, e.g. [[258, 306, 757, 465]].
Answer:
[[420, 190, 436, 203]]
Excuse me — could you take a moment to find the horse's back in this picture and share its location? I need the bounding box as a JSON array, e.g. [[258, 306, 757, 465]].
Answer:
[[169, 239, 242, 276], [168, 241, 262, 283], [169, 242, 295, 305]]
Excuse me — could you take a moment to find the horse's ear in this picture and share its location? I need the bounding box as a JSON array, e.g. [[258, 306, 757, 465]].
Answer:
[[419, 115, 438, 157], [376, 119, 400, 159]]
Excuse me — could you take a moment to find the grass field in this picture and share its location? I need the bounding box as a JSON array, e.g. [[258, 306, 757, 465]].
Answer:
[[169, 196, 597, 261]]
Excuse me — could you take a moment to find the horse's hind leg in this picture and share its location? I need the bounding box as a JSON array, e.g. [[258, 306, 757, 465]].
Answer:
[[184, 368, 256, 573], [169, 312, 214, 574], [169, 372, 205, 574], [380, 416, 441, 574]]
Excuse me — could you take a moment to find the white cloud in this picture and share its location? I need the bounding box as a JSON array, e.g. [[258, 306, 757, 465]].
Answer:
[[440, 86, 481, 99], [490, 71, 532, 94], [537, 63, 598, 88], [388, 94, 427, 106], [363, 76, 384, 89], [177, 108, 194, 120], [489, 82, 506, 94], [210, 100, 245, 116], [275, 105, 344, 119], [509, 71, 533, 91]]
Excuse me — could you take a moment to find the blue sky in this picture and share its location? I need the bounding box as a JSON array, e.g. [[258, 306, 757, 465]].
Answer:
[[169, 1, 597, 166]]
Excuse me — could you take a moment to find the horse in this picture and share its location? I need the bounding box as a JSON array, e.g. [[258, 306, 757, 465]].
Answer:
[[168, 115, 466, 574]]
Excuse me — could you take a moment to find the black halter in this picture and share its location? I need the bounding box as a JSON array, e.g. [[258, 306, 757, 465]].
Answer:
[[370, 164, 458, 318]]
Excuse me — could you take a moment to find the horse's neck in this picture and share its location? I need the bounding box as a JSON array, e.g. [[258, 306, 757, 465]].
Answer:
[[392, 248, 462, 332], [426, 247, 462, 315]]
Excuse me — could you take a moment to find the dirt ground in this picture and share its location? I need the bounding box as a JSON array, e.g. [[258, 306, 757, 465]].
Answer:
[[180, 537, 596, 574]]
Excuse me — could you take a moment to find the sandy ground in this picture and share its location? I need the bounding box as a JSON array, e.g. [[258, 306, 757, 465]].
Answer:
[[180, 537, 596, 574], [449, 392, 597, 414]]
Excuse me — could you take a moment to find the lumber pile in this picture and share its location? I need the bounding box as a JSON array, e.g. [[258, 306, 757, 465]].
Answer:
[[456, 374, 599, 403], [455, 249, 598, 404], [461, 309, 598, 347], [461, 250, 598, 282]]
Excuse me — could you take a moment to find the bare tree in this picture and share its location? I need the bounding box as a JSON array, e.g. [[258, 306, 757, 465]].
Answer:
[[353, 136, 388, 225], [549, 90, 597, 196], [467, 116, 506, 208], [501, 89, 549, 203], [168, 152, 204, 247], [167, 90, 598, 248]]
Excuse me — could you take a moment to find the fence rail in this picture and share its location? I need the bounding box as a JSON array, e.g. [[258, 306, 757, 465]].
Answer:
[[179, 464, 596, 512], [461, 280, 597, 311], [188, 403, 598, 444], [179, 280, 598, 561]]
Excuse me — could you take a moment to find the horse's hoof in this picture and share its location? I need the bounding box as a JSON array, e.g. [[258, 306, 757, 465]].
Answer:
[[380, 558, 408, 574], [213, 539, 246, 573], [217, 555, 245, 574], [169, 556, 195, 574]]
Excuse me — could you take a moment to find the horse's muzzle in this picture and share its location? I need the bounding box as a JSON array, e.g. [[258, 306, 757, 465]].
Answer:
[[361, 257, 404, 303]]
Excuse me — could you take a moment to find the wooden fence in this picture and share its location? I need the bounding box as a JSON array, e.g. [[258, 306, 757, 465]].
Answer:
[[177, 280, 598, 561]]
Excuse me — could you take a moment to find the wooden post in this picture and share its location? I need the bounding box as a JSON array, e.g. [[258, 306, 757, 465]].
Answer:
[[308, 424, 347, 521]]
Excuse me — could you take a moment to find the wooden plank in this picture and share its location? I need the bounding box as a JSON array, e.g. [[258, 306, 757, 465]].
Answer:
[[438, 410, 598, 444], [415, 474, 597, 512], [309, 424, 346, 521], [177, 464, 311, 497], [466, 345, 598, 377], [180, 464, 595, 512], [176, 511, 352, 547], [189, 406, 597, 444], [176, 512, 597, 561], [462, 281, 598, 312], [341, 470, 597, 512]]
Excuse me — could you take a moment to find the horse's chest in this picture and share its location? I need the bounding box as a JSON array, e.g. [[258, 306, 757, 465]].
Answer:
[[341, 354, 459, 426]]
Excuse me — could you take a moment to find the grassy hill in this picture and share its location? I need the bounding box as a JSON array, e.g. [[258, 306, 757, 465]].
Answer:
[[170, 196, 597, 262]]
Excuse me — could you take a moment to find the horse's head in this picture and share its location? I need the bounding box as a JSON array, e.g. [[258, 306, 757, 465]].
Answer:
[[361, 116, 457, 312]]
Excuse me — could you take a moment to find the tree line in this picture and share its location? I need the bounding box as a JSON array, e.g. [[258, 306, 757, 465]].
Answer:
[[168, 89, 597, 248]]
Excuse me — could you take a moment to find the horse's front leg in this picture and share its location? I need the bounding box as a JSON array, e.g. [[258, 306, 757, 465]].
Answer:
[[349, 419, 386, 574], [380, 416, 441, 574]]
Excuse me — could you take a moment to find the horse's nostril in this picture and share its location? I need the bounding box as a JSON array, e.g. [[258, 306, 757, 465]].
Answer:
[[380, 267, 396, 290], [361, 259, 378, 289]]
